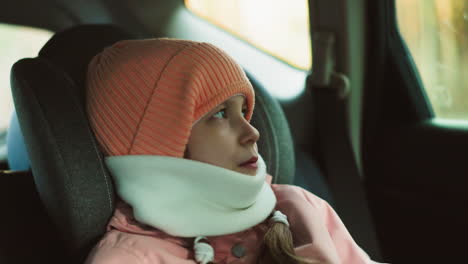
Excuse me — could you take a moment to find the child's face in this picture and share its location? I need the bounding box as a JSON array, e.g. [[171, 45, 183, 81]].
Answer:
[[185, 95, 260, 176]]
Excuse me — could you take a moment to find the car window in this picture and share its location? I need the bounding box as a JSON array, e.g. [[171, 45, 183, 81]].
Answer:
[[184, 0, 311, 70], [0, 23, 52, 131], [396, 0, 468, 121], [0, 23, 52, 160]]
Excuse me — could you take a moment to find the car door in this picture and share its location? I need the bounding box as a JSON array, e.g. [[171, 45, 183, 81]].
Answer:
[[362, 1, 468, 262]]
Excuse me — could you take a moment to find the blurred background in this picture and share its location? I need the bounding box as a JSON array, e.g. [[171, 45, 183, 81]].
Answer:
[[0, 24, 51, 132], [396, 0, 468, 120]]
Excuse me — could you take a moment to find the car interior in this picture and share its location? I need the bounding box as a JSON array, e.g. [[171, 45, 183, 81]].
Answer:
[[1, 0, 467, 263]]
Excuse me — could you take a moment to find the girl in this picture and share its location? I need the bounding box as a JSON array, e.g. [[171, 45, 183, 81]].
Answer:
[[84, 38, 382, 264]]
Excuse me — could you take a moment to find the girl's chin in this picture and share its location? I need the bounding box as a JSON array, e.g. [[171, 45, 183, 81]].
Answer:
[[236, 166, 258, 176]]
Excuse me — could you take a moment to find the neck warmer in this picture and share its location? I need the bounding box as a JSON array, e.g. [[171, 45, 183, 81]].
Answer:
[[105, 154, 276, 237]]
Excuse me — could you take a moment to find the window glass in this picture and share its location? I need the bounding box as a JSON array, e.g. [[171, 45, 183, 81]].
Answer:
[[0, 24, 52, 131], [396, 0, 468, 120], [184, 0, 311, 70]]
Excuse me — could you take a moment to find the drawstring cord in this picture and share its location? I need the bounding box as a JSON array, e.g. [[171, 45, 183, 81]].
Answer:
[[194, 236, 214, 264], [193, 210, 289, 263]]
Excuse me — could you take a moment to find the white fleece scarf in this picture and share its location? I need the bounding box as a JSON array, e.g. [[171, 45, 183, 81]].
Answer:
[[105, 154, 277, 237]]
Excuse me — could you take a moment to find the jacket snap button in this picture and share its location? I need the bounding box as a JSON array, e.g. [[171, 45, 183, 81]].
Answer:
[[231, 243, 246, 258]]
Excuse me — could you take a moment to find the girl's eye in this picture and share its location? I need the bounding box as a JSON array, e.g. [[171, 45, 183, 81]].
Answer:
[[213, 109, 226, 119], [212, 108, 247, 120]]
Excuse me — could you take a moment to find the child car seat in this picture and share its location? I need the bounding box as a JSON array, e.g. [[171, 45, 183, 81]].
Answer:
[[9, 24, 296, 263]]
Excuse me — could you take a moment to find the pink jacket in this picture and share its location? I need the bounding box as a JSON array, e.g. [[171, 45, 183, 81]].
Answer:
[[85, 176, 382, 264]]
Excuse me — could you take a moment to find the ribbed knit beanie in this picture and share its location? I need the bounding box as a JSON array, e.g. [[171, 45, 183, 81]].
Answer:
[[86, 38, 255, 157]]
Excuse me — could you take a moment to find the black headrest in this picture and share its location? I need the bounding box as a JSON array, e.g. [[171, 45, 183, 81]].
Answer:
[[11, 24, 132, 262], [39, 24, 132, 103]]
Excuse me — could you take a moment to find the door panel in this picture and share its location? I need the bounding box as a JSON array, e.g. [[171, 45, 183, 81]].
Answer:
[[362, 1, 467, 262], [365, 121, 467, 262]]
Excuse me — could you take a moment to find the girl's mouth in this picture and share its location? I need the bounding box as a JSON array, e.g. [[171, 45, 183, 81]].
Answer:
[[239, 156, 258, 169]]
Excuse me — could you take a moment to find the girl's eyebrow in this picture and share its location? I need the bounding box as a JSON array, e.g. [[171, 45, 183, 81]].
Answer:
[[210, 97, 246, 115], [216, 103, 227, 110], [226, 97, 247, 107]]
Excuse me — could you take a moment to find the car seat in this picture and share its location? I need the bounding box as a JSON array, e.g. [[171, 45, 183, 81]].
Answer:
[[8, 24, 297, 263]]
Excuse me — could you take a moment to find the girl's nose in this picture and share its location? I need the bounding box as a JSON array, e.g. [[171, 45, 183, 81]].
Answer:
[[240, 120, 260, 145]]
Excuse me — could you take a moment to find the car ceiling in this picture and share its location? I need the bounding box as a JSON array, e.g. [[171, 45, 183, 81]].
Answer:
[[0, 0, 181, 36]]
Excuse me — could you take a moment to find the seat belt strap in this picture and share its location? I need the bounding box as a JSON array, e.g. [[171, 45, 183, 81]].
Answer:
[[308, 32, 382, 260]]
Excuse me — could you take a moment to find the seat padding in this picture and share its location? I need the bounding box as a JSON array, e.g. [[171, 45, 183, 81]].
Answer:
[[11, 58, 114, 262]]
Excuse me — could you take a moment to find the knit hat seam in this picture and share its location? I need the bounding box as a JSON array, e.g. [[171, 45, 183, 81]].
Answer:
[[128, 42, 197, 154]]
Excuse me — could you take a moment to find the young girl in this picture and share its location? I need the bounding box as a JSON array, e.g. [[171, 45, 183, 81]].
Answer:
[[84, 38, 382, 264]]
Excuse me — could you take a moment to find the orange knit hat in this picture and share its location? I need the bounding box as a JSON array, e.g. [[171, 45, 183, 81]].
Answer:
[[86, 38, 255, 157]]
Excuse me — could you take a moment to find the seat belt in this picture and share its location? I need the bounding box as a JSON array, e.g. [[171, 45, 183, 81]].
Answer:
[[307, 32, 382, 260]]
